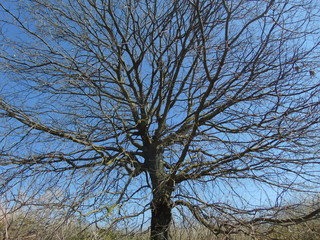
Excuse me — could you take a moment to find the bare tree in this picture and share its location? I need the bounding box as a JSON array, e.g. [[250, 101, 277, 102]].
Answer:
[[0, 0, 320, 239]]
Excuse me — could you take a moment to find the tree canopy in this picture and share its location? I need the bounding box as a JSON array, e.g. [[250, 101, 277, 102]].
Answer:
[[1, 0, 320, 239]]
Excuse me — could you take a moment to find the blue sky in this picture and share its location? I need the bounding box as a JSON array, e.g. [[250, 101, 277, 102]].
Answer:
[[1, 0, 320, 232]]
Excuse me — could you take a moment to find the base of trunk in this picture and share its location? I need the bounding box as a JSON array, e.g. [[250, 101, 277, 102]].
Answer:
[[150, 200, 172, 240]]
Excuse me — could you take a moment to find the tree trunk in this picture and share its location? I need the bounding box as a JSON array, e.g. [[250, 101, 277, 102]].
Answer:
[[145, 147, 174, 240], [150, 189, 173, 240]]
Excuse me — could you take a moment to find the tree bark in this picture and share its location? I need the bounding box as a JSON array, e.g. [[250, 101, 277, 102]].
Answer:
[[150, 191, 173, 240], [145, 147, 174, 240]]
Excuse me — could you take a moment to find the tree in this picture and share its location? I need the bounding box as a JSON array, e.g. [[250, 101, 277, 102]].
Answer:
[[0, 0, 320, 239]]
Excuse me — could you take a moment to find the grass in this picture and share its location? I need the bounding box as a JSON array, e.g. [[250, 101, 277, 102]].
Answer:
[[2, 210, 320, 240]]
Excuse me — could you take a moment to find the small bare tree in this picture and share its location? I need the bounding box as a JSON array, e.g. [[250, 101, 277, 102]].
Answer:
[[1, 0, 320, 239]]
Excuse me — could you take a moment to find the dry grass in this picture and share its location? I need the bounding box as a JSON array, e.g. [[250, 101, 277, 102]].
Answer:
[[1, 210, 320, 240]]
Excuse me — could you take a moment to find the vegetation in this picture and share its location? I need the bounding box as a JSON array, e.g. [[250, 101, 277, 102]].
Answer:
[[2, 206, 320, 240], [0, 0, 320, 239]]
